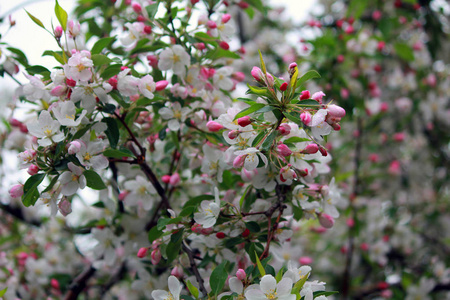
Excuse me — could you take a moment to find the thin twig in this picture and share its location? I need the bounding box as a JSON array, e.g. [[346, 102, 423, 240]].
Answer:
[[64, 265, 96, 300], [182, 242, 208, 297]]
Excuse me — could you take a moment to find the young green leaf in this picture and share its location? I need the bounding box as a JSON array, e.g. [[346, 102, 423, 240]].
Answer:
[[295, 70, 321, 91], [25, 10, 46, 29], [22, 173, 46, 207], [210, 261, 228, 296], [54, 0, 68, 31], [91, 36, 116, 55], [233, 103, 266, 120], [258, 50, 267, 75], [84, 170, 107, 190], [186, 280, 199, 299], [254, 251, 266, 276]]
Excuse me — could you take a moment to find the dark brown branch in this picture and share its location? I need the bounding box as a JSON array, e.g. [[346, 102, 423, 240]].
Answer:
[[101, 262, 127, 296], [182, 242, 208, 297], [0, 203, 41, 226], [64, 265, 96, 300]]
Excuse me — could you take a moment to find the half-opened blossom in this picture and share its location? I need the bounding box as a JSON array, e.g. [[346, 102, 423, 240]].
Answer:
[[245, 275, 295, 300], [151, 276, 182, 300], [59, 162, 86, 196], [52, 101, 87, 127], [158, 45, 191, 76], [234, 147, 268, 171], [27, 111, 65, 146]]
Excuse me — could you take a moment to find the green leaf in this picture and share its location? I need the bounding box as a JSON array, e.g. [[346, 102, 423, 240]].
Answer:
[[186, 280, 199, 299], [261, 130, 277, 151], [148, 226, 163, 243], [347, 0, 368, 19], [292, 204, 303, 221], [194, 32, 217, 44], [254, 251, 266, 276], [26, 65, 51, 77], [245, 7, 255, 19], [183, 194, 215, 208], [258, 50, 267, 75], [233, 103, 266, 120], [42, 50, 65, 64], [394, 43, 414, 62], [146, 2, 160, 19], [246, 0, 265, 13], [313, 291, 339, 297], [246, 85, 270, 97], [103, 117, 119, 149], [91, 36, 116, 55], [54, 0, 68, 31], [7, 47, 29, 66], [22, 173, 46, 207], [284, 137, 311, 144], [100, 64, 122, 79], [25, 10, 46, 29], [103, 148, 135, 158], [210, 261, 228, 297], [0, 287, 7, 297], [297, 99, 320, 107], [245, 221, 260, 233], [239, 185, 253, 210], [84, 170, 107, 190], [284, 112, 303, 125], [205, 48, 241, 60], [41, 175, 60, 194], [91, 54, 112, 67], [157, 216, 182, 231], [295, 70, 321, 91]]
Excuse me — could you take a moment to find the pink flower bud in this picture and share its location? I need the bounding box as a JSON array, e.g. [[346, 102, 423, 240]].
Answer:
[[277, 144, 292, 157], [299, 90, 310, 100], [54, 26, 63, 38], [377, 41, 386, 51], [222, 14, 231, 23], [232, 72, 245, 82], [299, 256, 313, 265], [302, 143, 319, 154], [300, 112, 312, 126], [195, 42, 206, 50], [393, 132, 405, 142], [337, 54, 345, 63], [266, 73, 274, 87], [319, 146, 328, 157], [280, 82, 288, 91], [147, 55, 159, 68], [27, 165, 39, 175], [171, 266, 184, 278], [327, 104, 346, 118], [9, 184, 24, 198], [372, 10, 382, 21], [388, 160, 401, 175], [251, 67, 263, 82], [237, 1, 249, 9], [207, 20, 217, 29], [151, 248, 161, 265], [237, 116, 251, 127], [68, 20, 81, 37], [345, 24, 354, 34], [318, 213, 335, 228], [155, 80, 169, 91], [66, 78, 77, 87], [228, 130, 240, 139], [10, 118, 22, 127], [216, 232, 226, 239], [289, 62, 297, 72], [278, 123, 291, 135], [360, 243, 369, 251], [58, 199, 72, 216], [311, 91, 325, 103], [191, 0, 200, 5], [236, 269, 246, 281], [169, 173, 181, 186], [206, 121, 224, 132], [137, 247, 148, 258], [162, 175, 171, 184], [346, 218, 355, 227], [233, 155, 246, 168], [368, 153, 379, 163], [50, 85, 67, 97], [144, 25, 152, 34], [51, 278, 60, 290], [68, 141, 82, 154], [131, 2, 142, 13], [219, 41, 229, 50], [118, 191, 129, 201]]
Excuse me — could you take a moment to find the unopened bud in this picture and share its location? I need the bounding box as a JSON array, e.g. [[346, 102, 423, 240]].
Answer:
[[155, 80, 169, 91], [228, 130, 240, 140], [207, 20, 217, 29], [236, 269, 246, 280], [300, 112, 312, 126], [169, 173, 181, 186], [58, 199, 72, 216], [137, 247, 148, 258], [251, 66, 263, 82], [277, 144, 292, 157], [299, 256, 313, 265], [280, 82, 288, 91], [216, 232, 226, 239], [233, 155, 246, 168], [9, 184, 24, 198], [54, 26, 63, 38], [206, 121, 224, 132], [51, 278, 60, 290], [300, 90, 310, 100], [222, 14, 231, 23], [162, 175, 171, 184], [302, 144, 319, 154], [151, 249, 161, 265], [195, 42, 206, 50], [237, 116, 251, 127], [311, 91, 325, 103], [327, 104, 346, 118], [147, 55, 158, 68], [171, 266, 184, 278], [27, 164, 39, 175], [278, 123, 291, 136], [318, 146, 328, 156], [131, 2, 142, 13], [219, 41, 230, 50], [68, 140, 82, 154]]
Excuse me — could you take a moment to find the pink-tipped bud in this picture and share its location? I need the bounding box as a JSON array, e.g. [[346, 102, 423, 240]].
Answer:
[[54, 26, 63, 38], [131, 2, 142, 13], [27, 165, 39, 175], [219, 41, 230, 50], [278, 123, 291, 136], [137, 247, 148, 258], [346, 218, 355, 227], [155, 80, 169, 91], [311, 91, 325, 103], [206, 121, 224, 132], [360, 243, 369, 251], [169, 173, 181, 186], [195, 42, 206, 50], [9, 184, 24, 198], [302, 143, 319, 154], [216, 232, 226, 239], [377, 41, 386, 51], [238, 1, 249, 9], [318, 213, 335, 228], [319, 146, 328, 157], [280, 82, 288, 91], [251, 67, 263, 82], [191, 0, 200, 4], [327, 104, 346, 118], [300, 90, 310, 100], [345, 24, 354, 34], [337, 54, 345, 63], [372, 10, 382, 21], [222, 14, 231, 23], [151, 249, 161, 265], [10, 118, 22, 127], [236, 269, 246, 280], [162, 175, 171, 184], [300, 112, 312, 126], [50, 85, 67, 97], [299, 256, 313, 265], [67, 20, 81, 37], [266, 73, 274, 87], [288, 62, 297, 75], [58, 199, 72, 216], [144, 25, 152, 34], [233, 155, 246, 168], [207, 20, 217, 29], [237, 116, 251, 127], [68, 140, 82, 154], [228, 130, 240, 140], [118, 191, 129, 201], [171, 266, 184, 278], [277, 144, 292, 157], [66, 78, 77, 87], [147, 55, 159, 68], [51, 278, 60, 290], [232, 72, 245, 82]]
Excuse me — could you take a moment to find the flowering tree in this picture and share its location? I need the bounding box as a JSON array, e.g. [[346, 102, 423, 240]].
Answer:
[[0, 0, 346, 299]]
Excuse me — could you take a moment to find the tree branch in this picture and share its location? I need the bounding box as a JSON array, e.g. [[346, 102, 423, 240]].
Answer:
[[182, 242, 208, 297], [64, 265, 96, 300]]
